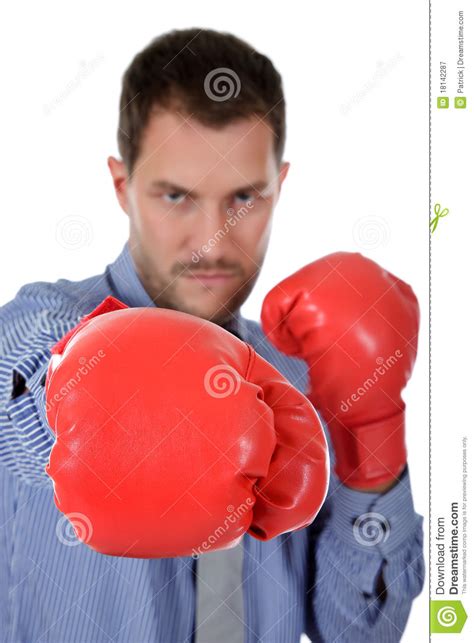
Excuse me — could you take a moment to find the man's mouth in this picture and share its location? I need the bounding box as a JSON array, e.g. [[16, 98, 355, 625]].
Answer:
[[183, 272, 239, 286]]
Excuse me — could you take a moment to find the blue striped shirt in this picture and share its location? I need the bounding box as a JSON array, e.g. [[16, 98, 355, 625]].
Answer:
[[0, 241, 424, 642]]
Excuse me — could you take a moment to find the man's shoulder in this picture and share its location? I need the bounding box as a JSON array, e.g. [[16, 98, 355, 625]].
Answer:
[[2, 270, 112, 323]]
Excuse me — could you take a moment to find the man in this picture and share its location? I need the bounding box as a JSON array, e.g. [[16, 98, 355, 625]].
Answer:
[[0, 27, 424, 642]]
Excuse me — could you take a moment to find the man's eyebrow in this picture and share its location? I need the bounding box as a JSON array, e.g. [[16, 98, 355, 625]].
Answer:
[[148, 179, 270, 197]]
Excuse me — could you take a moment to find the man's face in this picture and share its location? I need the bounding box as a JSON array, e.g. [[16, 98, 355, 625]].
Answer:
[[108, 109, 289, 325]]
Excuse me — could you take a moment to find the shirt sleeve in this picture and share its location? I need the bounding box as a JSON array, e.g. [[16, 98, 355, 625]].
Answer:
[[305, 457, 425, 642], [0, 283, 80, 486]]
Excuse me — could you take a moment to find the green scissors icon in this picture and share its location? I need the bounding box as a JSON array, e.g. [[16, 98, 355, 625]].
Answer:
[[430, 203, 449, 233]]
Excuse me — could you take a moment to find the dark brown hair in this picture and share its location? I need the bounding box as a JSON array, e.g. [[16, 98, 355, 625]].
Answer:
[[117, 27, 286, 175]]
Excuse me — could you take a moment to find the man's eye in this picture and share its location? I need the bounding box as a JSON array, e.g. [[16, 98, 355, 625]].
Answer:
[[163, 192, 186, 204], [235, 192, 255, 204]]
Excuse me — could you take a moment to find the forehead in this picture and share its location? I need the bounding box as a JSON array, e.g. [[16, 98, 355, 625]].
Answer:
[[135, 109, 276, 188]]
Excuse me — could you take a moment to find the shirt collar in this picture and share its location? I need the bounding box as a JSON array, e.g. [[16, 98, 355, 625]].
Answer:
[[105, 241, 155, 308], [106, 241, 249, 342]]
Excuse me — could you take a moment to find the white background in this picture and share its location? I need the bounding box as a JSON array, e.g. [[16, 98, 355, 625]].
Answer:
[[0, 1, 428, 638], [431, 0, 473, 639]]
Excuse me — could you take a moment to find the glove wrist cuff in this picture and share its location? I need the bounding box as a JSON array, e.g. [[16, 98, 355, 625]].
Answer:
[[331, 410, 407, 490], [50, 296, 129, 358]]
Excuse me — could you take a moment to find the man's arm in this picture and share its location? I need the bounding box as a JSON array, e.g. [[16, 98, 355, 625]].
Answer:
[[305, 463, 425, 642], [0, 283, 80, 485]]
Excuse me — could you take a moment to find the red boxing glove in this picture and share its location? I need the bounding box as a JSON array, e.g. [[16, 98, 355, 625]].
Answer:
[[45, 296, 329, 558], [261, 252, 419, 490]]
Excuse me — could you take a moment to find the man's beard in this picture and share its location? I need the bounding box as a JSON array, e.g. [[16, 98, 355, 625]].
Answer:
[[135, 256, 260, 326]]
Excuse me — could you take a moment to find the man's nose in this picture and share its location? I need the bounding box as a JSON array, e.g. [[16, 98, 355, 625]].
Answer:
[[191, 204, 234, 254]]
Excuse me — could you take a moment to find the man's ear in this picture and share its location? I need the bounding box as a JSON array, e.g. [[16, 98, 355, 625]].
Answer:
[[278, 161, 290, 191], [107, 156, 130, 215], [276, 161, 290, 197]]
